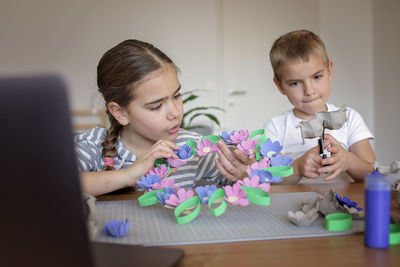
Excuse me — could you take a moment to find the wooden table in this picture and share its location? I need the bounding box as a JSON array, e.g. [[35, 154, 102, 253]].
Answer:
[[98, 183, 400, 267]]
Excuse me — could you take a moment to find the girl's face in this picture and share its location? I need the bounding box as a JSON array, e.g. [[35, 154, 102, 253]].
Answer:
[[122, 64, 183, 146], [274, 54, 332, 120]]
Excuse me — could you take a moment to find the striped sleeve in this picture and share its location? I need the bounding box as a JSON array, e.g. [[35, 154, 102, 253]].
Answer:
[[73, 127, 106, 172]]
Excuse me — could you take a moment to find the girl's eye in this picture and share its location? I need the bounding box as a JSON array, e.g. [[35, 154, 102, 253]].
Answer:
[[150, 104, 162, 111], [174, 93, 181, 99], [289, 81, 299, 87]]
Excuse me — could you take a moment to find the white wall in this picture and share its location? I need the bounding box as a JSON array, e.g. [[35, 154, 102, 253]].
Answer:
[[373, 0, 400, 164]]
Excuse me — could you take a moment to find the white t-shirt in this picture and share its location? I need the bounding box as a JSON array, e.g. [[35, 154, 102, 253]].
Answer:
[[264, 103, 374, 183]]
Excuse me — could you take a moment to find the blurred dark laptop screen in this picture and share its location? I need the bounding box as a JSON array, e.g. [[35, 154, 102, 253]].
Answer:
[[0, 74, 183, 267]]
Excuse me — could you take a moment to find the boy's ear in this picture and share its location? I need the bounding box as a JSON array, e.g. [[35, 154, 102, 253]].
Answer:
[[107, 102, 129, 126], [273, 77, 287, 95], [328, 61, 333, 81]]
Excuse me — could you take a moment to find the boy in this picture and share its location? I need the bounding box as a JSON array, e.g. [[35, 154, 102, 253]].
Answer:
[[264, 30, 375, 184]]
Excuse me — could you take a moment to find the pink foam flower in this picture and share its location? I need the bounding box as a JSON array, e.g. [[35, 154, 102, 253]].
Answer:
[[165, 188, 194, 207], [196, 138, 218, 156], [237, 138, 259, 158], [229, 130, 249, 145], [246, 157, 271, 175], [148, 164, 169, 178], [167, 158, 187, 167], [224, 182, 249, 206], [238, 176, 270, 192], [150, 178, 177, 191]]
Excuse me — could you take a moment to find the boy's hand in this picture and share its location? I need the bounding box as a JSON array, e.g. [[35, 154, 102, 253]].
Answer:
[[215, 140, 254, 182], [297, 146, 323, 179], [318, 134, 351, 181]]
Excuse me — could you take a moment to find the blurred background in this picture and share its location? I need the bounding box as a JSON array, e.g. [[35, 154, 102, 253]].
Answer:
[[0, 0, 399, 164]]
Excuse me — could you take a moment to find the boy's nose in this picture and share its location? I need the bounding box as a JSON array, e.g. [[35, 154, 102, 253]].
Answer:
[[304, 82, 316, 96]]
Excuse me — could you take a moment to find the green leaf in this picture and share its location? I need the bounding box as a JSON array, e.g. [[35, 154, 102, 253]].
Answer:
[[182, 106, 225, 121], [187, 113, 220, 127], [182, 94, 199, 104]]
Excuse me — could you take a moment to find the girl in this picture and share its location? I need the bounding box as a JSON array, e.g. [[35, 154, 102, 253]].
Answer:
[[75, 39, 251, 196]]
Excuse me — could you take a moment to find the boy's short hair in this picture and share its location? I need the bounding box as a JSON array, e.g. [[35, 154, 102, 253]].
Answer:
[[270, 30, 329, 82]]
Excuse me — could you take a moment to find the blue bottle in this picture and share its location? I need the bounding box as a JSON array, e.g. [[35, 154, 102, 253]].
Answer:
[[365, 171, 391, 248]]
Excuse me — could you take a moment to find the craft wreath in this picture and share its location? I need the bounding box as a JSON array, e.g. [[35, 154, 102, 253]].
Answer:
[[137, 129, 294, 224]]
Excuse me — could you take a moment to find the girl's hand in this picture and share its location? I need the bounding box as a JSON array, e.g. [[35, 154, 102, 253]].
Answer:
[[318, 134, 351, 181], [297, 146, 323, 179], [215, 140, 255, 182], [127, 140, 179, 182]]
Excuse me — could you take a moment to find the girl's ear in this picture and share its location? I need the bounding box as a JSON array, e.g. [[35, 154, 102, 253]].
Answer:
[[107, 102, 129, 126], [273, 77, 286, 95]]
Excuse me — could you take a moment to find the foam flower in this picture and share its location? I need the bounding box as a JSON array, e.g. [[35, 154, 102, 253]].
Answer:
[[150, 178, 177, 191], [260, 139, 283, 158], [229, 130, 249, 145], [246, 158, 271, 175], [156, 187, 175, 204], [137, 174, 162, 190], [224, 182, 249, 206], [238, 176, 271, 192], [195, 185, 217, 205], [270, 155, 293, 166], [220, 131, 234, 145], [250, 169, 282, 183], [237, 138, 259, 158], [175, 144, 192, 159], [167, 158, 187, 167], [165, 188, 195, 207], [148, 164, 168, 178], [196, 138, 218, 156], [102, 218, 130, 238], [336, 194, 363, 211]]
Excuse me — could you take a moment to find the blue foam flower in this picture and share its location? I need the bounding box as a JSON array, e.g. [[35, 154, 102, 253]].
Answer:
[[250, 169, 282, 183], [156, 187, 175, 204], [137, 174, 162, 190], [195, 185, 217, 204], [102, 218, 130, 237], [270, 155, 293, 166], [174, 144, 192, 159], [220, 131, 234, 145], [336, 194, 362, 211], [260, 140, 283, 158]]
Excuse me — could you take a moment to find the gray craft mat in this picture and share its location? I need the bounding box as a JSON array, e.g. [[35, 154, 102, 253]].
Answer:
[[94, 192, 364, 246]]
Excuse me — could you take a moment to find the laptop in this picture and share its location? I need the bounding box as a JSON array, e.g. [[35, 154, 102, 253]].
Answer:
[[0, 74, 184, 267]]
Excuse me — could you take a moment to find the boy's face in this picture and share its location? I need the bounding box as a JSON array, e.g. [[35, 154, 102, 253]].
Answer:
[[274, 54, 333, 120], [114, 64, 183, 147]]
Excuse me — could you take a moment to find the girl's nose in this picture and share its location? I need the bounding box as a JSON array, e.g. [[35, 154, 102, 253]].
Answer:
[[167, 101, 181, 120]]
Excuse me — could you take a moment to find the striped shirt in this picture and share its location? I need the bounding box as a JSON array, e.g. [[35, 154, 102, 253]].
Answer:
[[74, 127, 229, 188]]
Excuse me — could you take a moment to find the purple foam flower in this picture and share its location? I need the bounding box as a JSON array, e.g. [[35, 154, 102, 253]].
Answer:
[[224, 182, 249, 206], [102, 218, 130, 238], [195, 185, 217, 205], [196, 138, 218, 156], [167, 158, 187, 167], [238, 176, 271, 192], [174, 144, 192, 159], [237, 138, 259, 158], [229, 130, 249, 145], [260, 139, 283, 158], [250, 169, 282, 183], [137, 174, 162, 190], [165, 188, 195, 207], [148, 164, 168, 178], [156, 187, 175, 204], [270, 155, 293, 166], [336, 194, 363, 211], [220, 131, 234, 145]]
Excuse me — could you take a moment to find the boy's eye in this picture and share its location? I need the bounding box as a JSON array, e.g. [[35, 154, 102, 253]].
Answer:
[[314, 74, 323, 80], [150, 104, 162, 111]]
